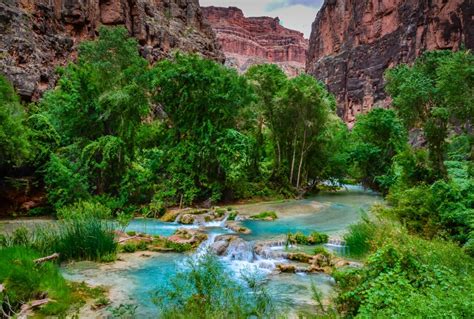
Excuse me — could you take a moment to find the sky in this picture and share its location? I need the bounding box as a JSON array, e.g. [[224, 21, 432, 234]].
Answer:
[[200, 0, 324, 38]]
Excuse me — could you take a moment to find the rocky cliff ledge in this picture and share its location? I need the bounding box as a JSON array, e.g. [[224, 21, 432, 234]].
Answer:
[[202, 6, 308, 76], [0, 0, 224, 100], [306, 0, 473, 125]]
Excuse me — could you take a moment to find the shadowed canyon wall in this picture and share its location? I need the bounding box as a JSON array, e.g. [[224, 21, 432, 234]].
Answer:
[[306, 0, 473, 125], [202, 6, 308, 76], [0, 0, 224, 100]]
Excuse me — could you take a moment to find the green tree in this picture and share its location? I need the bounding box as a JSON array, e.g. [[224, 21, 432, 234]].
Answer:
[[40, 26, 151, 204], [350, 108, 407, 192], [385, 50, 474, 176], [0, 75, 30, 171], [150, 53, 254, 204]]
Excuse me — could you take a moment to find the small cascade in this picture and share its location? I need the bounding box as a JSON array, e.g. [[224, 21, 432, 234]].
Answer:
[[202, 213, 230, 228], [225, 238, 254, 262], [326, 238, 347, 247], [173, 213, 182, 224]]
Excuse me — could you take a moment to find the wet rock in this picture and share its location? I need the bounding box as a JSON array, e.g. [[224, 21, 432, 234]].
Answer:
[[277, 264, 296, 273], [310, 253, 332, 268], [226, 221, 251, 234], [179, 214, 195, 225], [160, 210, 180, 222], [287, 252, 313, 263], [225, 238, 254, 262], [210, 234, 239, 255], [167, 228, 207, 247]]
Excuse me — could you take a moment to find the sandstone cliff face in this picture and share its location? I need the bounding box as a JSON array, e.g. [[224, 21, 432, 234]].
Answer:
[[202, 6, 308, 76], [0, 0, 224, 100], [307, 0, 473, 125]]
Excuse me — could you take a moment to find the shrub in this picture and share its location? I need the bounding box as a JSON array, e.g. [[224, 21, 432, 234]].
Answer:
[[228, 211, 238, 221], [344, 218, 377, 257], [288, 231, 329, 245], [56, 199, 112, 220], [121, 242, 137, 253], [152, 251, 274, 318], [335, 224, 474, 318]]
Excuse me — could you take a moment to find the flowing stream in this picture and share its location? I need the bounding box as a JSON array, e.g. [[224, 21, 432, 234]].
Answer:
[[62, 186, 381, 317]]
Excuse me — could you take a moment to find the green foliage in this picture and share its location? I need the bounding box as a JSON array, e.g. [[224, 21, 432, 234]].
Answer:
[[288, 231, 329, 245], [150, 53, 254, 204], [0, 218, 117, 262], [56, 199, 112, 220], [250, 211, 278, 220], [0, 246, 76, 316], [152, 252, 274, 319], [335, 225, 474, 318], [344, 218, 377, 257], [350, 108, 408, 192], [386, 50, 473, 174], [0, 75, 30, 169], [40, 26, 151, 205]]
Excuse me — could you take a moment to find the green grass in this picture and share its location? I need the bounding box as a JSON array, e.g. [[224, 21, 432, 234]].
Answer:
[[0, 246, 76, 316], [250, 211, 278, 220], [0, 217, 118, 262], [343, 219, 376, 257]]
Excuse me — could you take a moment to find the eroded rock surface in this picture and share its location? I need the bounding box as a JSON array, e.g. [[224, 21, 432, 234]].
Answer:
[[306, 0, 473, 125], [0, 0, 223, 100], [202, 6, 308, 76]]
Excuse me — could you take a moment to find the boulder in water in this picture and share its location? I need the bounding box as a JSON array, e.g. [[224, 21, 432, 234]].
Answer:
[[287, 252, 313, 263], [168, 228, 207, 247], [210, 235, 239, 255], [179, 214, 196, 225], [226, 221, 251, 234], [277, 264, 296, 273]]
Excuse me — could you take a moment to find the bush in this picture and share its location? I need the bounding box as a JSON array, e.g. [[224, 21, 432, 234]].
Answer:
[[344, 218, 377, 257], [288, 231, 329, 245], [335, 224, 474, 318], [121, 242, 137, 253], [56, 199, 112, 220], [152, 251, 274, 318]]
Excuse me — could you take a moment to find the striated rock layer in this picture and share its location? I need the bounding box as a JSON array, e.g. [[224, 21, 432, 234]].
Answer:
[[0, 0, 224, 100], [202, 6, 309, 76], [307, 0, 473, 125]]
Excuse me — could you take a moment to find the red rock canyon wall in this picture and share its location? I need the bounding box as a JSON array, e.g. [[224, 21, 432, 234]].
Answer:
[[202, 6, 309, 76], [306, 0, 473, 125], [0, 0, 224, 100]]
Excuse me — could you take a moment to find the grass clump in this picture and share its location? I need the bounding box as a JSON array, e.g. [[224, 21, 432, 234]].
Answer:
[[0, 218, 117, 262], [0, 246, 78, 316], [250, 211, 278, 220], [227, 211, 238, 221], [288, 231, 329, 245], [344, 217, 377, 257], [152, 251, 274, 318]]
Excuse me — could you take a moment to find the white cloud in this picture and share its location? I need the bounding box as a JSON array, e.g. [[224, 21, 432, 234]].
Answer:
[[200, 0, 322, 38]]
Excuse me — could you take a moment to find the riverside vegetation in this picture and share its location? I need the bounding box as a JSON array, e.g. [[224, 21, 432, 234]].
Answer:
[[0, 26, 473, 317]]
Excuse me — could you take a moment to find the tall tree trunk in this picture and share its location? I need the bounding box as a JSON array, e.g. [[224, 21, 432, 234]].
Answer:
[[290, 134, 297, 185], [296, 128, 307, 188]]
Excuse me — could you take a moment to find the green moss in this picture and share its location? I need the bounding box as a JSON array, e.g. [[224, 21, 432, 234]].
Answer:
[[250, 211, 278, 220]]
